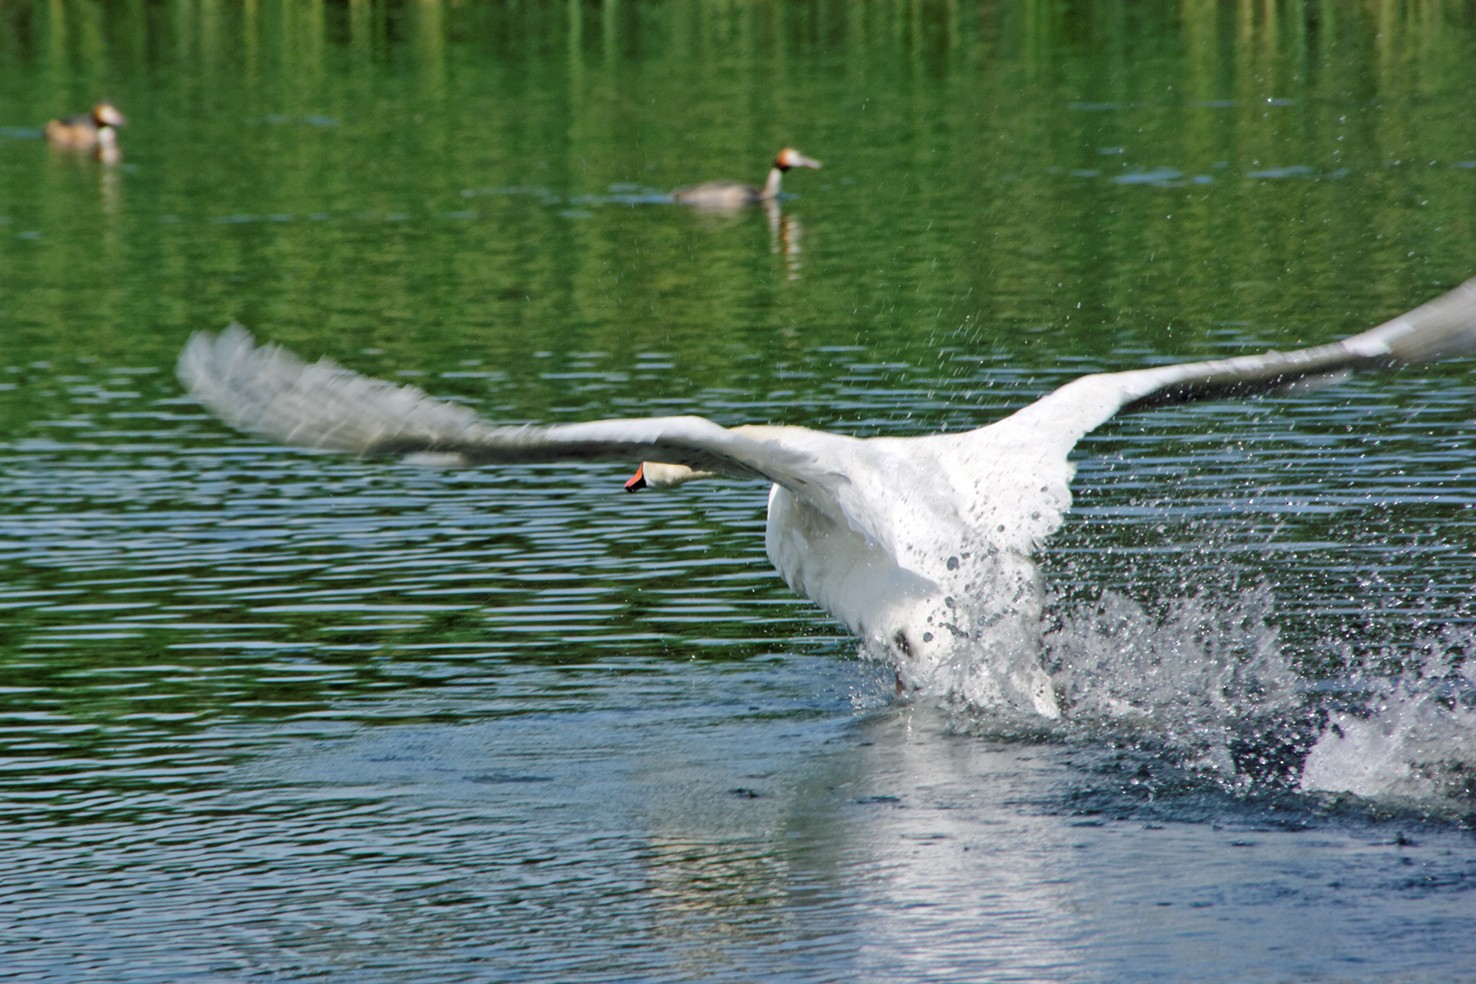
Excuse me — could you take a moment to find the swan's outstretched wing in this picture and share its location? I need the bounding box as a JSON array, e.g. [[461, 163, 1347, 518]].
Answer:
[[178, 325, 860, 516], [996, 277, 1476, 460], [950, 278, 1476, 553]]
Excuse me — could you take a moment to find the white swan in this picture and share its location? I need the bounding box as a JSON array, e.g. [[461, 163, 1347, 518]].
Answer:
[[177, 279, 1476, 719]]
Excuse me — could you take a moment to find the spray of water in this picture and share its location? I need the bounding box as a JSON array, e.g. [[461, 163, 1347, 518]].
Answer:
[[1046, 584, 1305, 784], [1037, 585, 1476, 809], [1301, 627, 1476, 805]]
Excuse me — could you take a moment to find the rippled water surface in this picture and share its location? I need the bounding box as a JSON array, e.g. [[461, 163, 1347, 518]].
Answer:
[[3, 2, 1476, 981]]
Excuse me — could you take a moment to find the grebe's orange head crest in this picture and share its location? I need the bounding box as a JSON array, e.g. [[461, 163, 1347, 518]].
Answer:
[[774, 147, 822, 172], [93, 103, 127, 128]]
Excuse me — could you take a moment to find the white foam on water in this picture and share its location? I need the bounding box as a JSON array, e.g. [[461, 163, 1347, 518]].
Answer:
[[1040, 586, 1476, 808], [1045, 584, 1303, 782], [1301, 629, 1476, 804]]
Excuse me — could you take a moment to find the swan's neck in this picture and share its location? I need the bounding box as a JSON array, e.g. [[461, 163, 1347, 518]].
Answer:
[[635, 461, 715, 488]]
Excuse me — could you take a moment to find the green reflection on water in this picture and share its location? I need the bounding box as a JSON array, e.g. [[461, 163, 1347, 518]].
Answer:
[[1, 0, 1474, 733], [2, 1, 1473, 382], [2, 12, 1476, 982]]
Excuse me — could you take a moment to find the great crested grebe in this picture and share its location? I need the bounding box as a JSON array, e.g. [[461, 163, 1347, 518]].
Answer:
[[672, 147, 822, 208], [45, 102, 127, 159], [177, 279, 1476, 718]]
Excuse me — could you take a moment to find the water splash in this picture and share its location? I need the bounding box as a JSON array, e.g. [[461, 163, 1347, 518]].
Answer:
[[1038, 585, 1476, 810], [1046, 584, 1308, 786], [1301, 628, 1476, 806]]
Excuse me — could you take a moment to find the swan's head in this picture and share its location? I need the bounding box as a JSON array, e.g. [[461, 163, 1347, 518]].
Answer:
[[774, 147, 822, 172], [624, 461, 715, 492]]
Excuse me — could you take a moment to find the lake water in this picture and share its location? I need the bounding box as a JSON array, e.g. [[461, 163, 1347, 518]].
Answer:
[[2, 2, 1476, 981]]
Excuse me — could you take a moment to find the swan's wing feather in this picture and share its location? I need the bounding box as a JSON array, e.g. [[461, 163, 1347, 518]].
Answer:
[[960, 277, 1476, 551], [178, 325, 764, 476], [997, 276, 1476, 460], [177, 326, 847, 491]]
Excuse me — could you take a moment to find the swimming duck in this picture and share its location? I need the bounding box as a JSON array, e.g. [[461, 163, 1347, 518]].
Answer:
[[672, 147, 822, 208], [177, 279, 1476, 719], [45, 102, 126, 159]]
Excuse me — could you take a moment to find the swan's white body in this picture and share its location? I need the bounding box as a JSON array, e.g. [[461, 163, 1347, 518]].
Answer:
[[178, 280, 1476, 718]]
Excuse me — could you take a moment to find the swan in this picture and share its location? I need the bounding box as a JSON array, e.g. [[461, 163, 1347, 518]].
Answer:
[[177, 279, 1476, 719], [672, 147, 822, 208]]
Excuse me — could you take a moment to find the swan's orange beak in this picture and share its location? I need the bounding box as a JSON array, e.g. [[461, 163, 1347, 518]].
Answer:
[[624, 464, 647, 492]]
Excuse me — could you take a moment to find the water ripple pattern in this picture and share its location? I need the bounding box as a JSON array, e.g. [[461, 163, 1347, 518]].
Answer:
[[5, 2, 1476, 980]]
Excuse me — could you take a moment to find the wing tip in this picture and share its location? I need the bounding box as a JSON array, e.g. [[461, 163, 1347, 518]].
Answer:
[[177, 322, 264, 390]]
